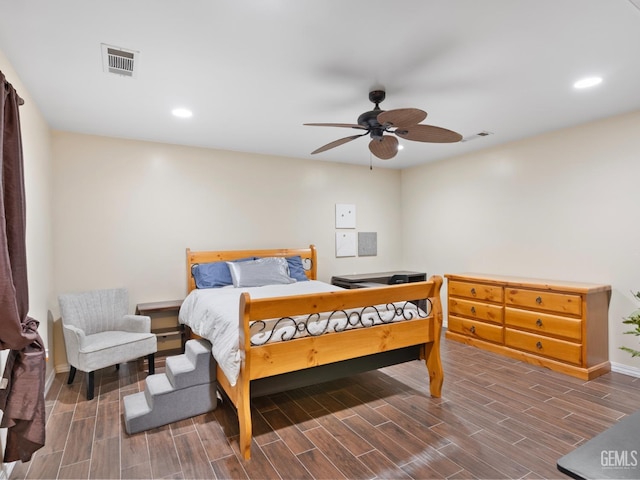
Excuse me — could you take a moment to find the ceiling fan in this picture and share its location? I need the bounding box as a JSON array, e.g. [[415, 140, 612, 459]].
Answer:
[[304, 90, 462, 160]]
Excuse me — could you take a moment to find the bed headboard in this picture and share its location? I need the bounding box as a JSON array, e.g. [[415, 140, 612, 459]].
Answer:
[[186, 245, 318, 293]]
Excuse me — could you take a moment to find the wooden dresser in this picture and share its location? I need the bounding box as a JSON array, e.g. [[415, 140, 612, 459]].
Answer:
[[445, 273, 611, 379]]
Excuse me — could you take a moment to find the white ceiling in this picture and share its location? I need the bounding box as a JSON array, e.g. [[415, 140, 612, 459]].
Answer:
[[1, 0, 639, 169]]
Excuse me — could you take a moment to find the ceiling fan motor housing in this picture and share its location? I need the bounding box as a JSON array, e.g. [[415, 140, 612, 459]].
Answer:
[[357, 109, 385, 139], [359, 90, 387, 139]]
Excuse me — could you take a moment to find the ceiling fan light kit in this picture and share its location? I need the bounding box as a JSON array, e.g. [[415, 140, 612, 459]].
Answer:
[[305, 89, 462, 160]]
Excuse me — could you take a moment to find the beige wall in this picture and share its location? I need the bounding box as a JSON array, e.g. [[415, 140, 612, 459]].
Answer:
[[4, 38, 640, 397], [51, 132, 404, 369], [0, 50, 54, 470], [32, 108, 640, 374], [401, 109, 640, 370]]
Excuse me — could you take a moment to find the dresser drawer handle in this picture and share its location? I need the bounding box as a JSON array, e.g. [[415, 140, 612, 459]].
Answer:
[[470, 288, 476, 296], [536, 319, 543, 327], [470, 326, 476, 334], [536, 341, 543, 350], [470, 306, 476, 314], [536, 296, 542, 304]]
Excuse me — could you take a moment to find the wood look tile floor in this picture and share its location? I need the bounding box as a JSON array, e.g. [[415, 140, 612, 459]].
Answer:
[[10, 337, 640, 479]]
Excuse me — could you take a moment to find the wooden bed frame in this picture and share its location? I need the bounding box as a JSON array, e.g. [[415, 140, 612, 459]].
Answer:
[[185, 245, 444, 459]]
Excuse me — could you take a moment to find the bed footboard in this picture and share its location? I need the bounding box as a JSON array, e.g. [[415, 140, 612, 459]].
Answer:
[[227, 276, 443, 459], [183, 246, 443, 460]]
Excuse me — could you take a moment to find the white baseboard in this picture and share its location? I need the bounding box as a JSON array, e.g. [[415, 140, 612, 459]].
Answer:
[[0, 461, 15, 480], [0, 463, 12, 480], [44, 366, 57, 397], [56, 362, 70, 373], [610, 361, 640, 378]]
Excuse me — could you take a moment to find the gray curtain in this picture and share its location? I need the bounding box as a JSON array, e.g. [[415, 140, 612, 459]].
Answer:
[[0, 70, 46, 462]]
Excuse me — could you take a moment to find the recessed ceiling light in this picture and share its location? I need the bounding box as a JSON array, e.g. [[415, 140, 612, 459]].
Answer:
[[172, 108, 193, 118], [573, 76, 603, 89]]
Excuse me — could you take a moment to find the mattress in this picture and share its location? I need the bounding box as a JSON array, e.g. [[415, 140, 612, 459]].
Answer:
[[178, 280, 426, 386]]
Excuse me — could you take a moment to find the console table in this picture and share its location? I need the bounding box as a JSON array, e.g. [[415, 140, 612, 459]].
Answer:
[[332, 271, 428, 310], [331, 270, 426, 289], [136, 299, 184, 356]]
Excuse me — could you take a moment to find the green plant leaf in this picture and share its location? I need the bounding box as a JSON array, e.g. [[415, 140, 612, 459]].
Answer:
[[621, 293, 640, 357], [620, 346, 640, 357]]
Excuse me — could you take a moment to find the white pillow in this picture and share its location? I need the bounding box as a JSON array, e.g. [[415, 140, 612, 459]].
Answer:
[[227, 257, 296, 287]]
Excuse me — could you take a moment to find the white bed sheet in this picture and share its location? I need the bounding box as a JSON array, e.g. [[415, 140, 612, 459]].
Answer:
[[178, 280, 424, 385]]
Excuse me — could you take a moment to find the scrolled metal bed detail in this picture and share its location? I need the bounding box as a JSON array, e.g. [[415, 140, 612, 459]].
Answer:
[[250, 299, 432, 345]]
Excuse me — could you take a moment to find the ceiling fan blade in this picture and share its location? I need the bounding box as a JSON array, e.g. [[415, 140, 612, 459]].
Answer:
[[395, 124, 462, 143], [311, 133, 367, 154], [369, 135, 399, 160], [377, 108, 427, 128], [304, 123, 368, 130]]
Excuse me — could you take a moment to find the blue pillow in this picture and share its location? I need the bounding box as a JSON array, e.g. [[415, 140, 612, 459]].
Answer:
[[193, 257, 254, 288], [287, 256, 309, 282]]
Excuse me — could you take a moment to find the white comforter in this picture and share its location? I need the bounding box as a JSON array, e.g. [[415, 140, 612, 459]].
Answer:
[[178, 280, 424, 386], [178, 281, 343, 385]]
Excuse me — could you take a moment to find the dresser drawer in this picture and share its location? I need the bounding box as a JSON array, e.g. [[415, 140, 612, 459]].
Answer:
[[449, 298, 503, 324], [505, 288, 581, 316], [448, 281, 503, 303], [448, 316, 503, 344], [505, 307, 582, 341], [505, 328, 582, 365]]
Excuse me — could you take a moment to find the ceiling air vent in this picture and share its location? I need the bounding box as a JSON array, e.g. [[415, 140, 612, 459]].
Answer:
[[101, 44, 138, 78], [461, 130, 493, 142]]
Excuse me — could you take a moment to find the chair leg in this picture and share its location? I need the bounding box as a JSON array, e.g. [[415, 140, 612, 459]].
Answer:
[[67, 366, 77, 385], [86, 371, 95, 401], [147, 353, 155, 375]]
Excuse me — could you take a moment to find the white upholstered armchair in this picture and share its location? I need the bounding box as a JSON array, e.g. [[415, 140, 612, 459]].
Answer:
[[58, 288, 157, 400]]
